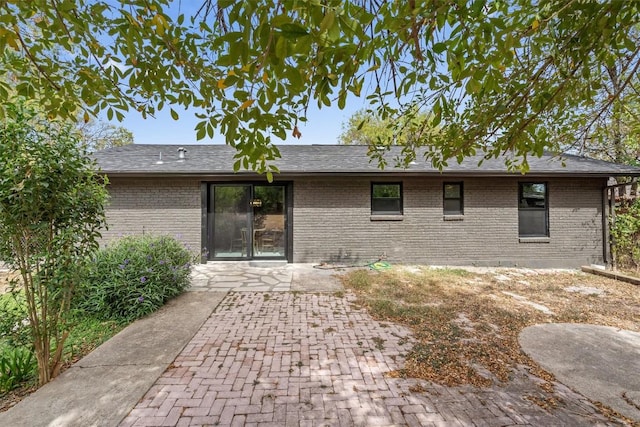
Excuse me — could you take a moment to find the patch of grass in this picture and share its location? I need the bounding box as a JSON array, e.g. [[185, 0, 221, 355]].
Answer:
[[344, 270, 370, 291], [62, 316, 124, 366], [342, 268, 640, 390], [429, 267, 471, 277]]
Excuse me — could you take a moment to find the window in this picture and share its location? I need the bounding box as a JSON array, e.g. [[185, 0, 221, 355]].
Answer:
[[371, 183, 402, 215], [518, 182, 548, 237], [443, 182, 463, 215]]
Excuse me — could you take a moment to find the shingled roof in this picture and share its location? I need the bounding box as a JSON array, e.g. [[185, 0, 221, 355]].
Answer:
[[93, 144, 640, 177]]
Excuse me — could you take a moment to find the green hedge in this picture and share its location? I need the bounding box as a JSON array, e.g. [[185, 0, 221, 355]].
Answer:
[[74, 235, 193, 322]]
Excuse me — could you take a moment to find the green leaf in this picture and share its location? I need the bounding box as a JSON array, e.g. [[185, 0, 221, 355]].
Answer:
[[432, 42, 447, 54], [279, 23, 309, 39], [338, 91, 346, 109], [319, 10, 336, 34], [465, 78, 481, 94], [275, 36, 287, 59]]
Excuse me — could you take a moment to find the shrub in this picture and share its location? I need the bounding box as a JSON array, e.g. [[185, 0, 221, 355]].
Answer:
[[75, 235, 193, 322], [611, 198, 640, 271], [0, 346, 36, 392]]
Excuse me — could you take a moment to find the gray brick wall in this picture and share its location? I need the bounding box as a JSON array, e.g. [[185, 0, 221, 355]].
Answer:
[[292, 177, 606, 268], [102, 178, 202, 254], [102, 176, 607, 268]]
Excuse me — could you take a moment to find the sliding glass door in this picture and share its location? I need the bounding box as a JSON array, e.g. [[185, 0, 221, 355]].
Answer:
[[208, 183, 288, 260], [252, 186, 286, 258], [210, 185, 251, 258]]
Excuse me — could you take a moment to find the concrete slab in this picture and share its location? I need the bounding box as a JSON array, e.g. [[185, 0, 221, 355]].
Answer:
[[189, 262, 294, 291], [0, 291, 226, 427], [290, 264, 346, 292], [519, 323, 640, 422], [189, 262, 347, 292]]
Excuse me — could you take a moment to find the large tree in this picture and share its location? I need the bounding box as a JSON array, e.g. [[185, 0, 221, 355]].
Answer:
[[570, 64, 640, 165], [339, 109, 434, 146], [77, 117, 134, 152], [1, 1, 639, 175], [339, 108, 440, 167]]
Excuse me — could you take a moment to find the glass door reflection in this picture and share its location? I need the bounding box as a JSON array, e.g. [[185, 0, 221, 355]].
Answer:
[[211, 185, 251, 259], [252, 186, 286, 257]]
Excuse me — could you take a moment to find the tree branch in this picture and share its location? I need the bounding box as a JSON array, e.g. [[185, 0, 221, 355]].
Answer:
[[580, 48, 640, 142], [14, 27, 61, 91]]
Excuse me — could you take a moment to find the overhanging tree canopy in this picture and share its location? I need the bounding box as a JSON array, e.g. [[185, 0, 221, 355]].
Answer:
[[1, 0, 638, 175]]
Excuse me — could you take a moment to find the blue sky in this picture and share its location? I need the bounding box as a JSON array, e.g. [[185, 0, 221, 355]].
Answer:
[[113, 97, 366, 146]]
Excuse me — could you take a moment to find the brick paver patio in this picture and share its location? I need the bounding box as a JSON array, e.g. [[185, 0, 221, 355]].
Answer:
[[120, 292, 616, 426]]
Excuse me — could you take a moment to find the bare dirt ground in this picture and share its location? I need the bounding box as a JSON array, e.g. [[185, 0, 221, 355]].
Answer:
[[342, 267, 640, 425]]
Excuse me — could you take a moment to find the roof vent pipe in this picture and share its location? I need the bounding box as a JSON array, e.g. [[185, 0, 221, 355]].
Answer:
[[177, 147, 187, 160]]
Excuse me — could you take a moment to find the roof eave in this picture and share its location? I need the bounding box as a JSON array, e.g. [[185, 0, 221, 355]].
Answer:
[[98, 170, 640, 179]]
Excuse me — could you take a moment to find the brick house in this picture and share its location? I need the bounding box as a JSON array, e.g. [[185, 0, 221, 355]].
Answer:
[[94, 145, 640, 268]]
